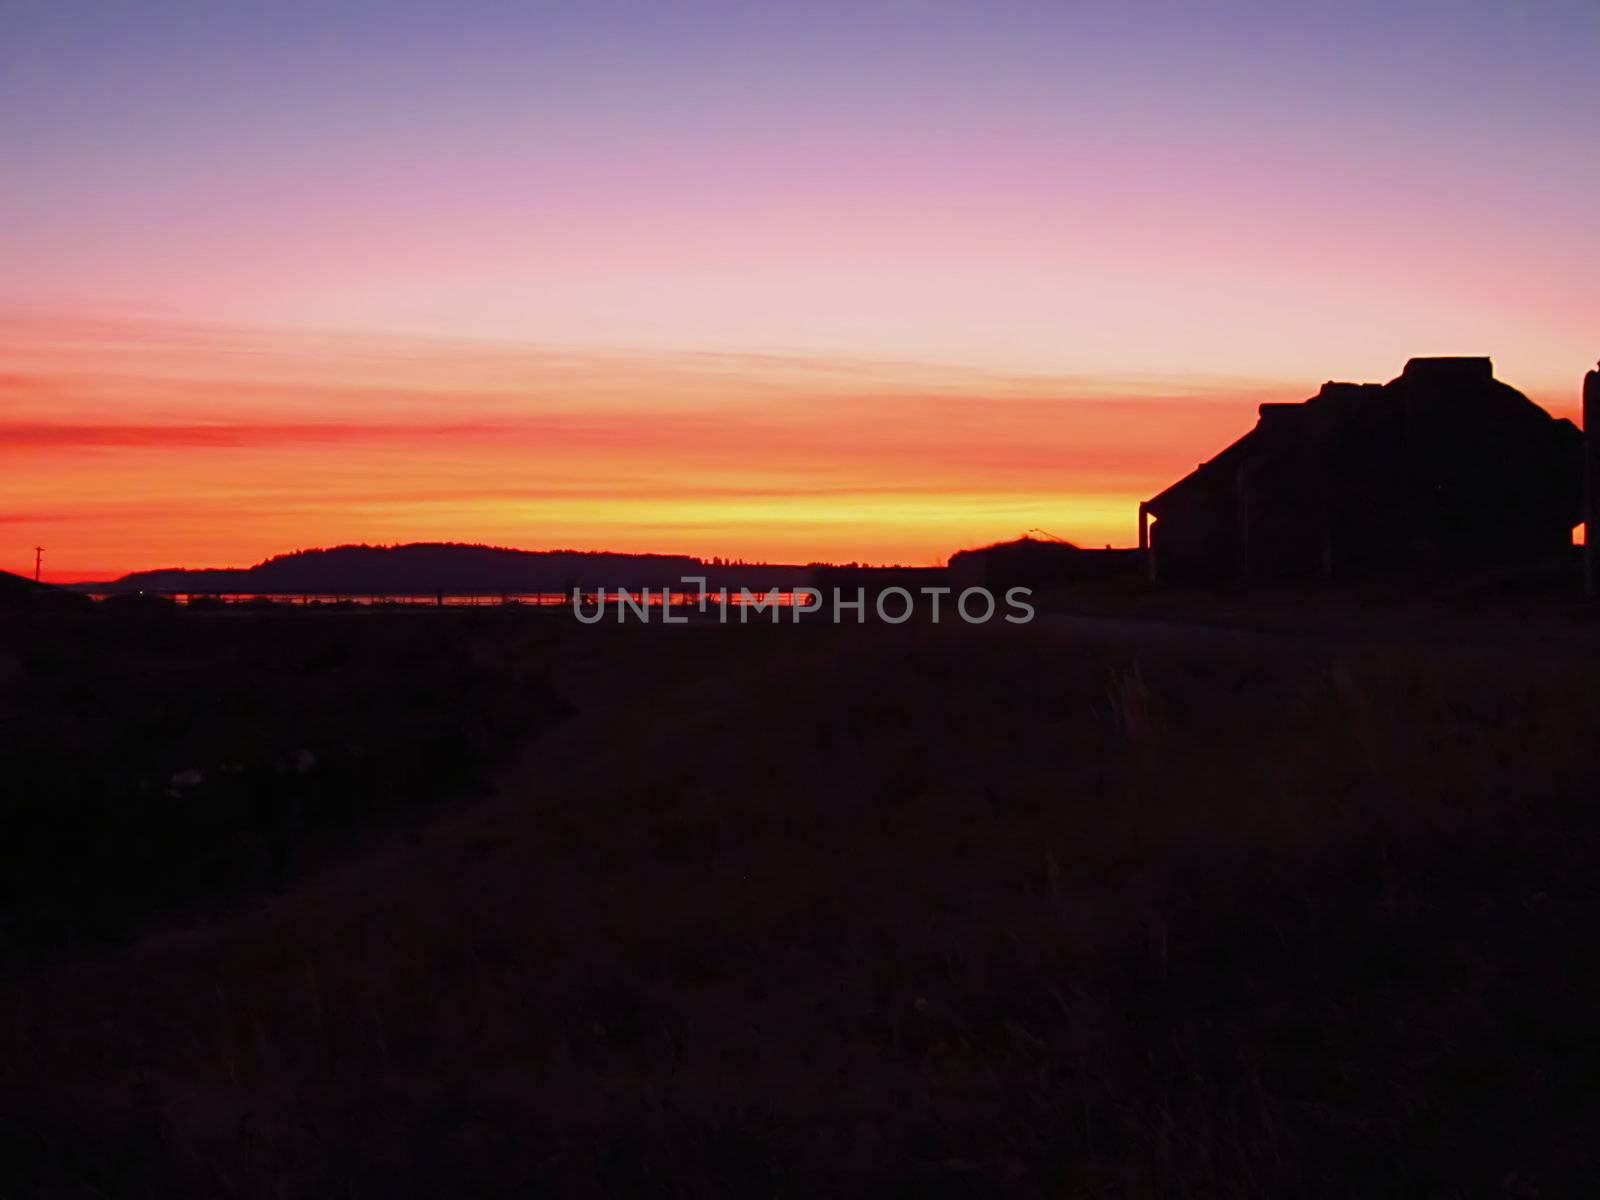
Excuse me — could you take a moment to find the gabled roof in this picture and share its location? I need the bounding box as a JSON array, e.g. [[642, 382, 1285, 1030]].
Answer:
[[1142, 384, 1374, 513], [1141, 358, 1574, 516]]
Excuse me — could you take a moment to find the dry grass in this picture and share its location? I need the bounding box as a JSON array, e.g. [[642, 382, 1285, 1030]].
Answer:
[[2, 613, 1599, 1196]]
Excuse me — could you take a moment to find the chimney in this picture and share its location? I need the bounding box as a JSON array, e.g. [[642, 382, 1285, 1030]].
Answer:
[[1400, 356, 1493, 384], [1256, 401, 1303, 424]]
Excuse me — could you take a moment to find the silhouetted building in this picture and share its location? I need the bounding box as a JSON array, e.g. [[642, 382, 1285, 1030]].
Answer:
[[1138, 357, 1583, 583]]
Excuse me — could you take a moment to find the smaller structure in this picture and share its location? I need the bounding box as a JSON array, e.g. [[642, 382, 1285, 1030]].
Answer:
[[1140, 358, 1584, 583], [1586, 363, 1600, 598], [947, 537, 1136, 590]]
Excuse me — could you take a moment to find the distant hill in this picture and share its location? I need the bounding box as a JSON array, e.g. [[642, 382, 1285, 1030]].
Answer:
[[94, 542, 815, 595], [0, 569, 48, 602], [0, 569, 86, 608]]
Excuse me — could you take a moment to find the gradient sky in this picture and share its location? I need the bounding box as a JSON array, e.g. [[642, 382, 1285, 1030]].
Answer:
[[4, 0, 1597, 578]]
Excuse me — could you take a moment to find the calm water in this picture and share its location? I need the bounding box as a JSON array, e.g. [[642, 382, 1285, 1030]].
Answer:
[[88, 591, 808, 608]]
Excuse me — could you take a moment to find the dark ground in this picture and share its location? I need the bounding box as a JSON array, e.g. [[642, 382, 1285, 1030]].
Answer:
[[2, 596, 1598, 1197]]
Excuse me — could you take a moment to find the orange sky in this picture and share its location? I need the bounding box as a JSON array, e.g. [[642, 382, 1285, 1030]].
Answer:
[[4, 314, 1587, 581], [2, 316, 1302, 579]]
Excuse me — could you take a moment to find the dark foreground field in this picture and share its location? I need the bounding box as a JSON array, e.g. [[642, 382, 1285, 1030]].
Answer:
[[2, 603, 1599, 1196]]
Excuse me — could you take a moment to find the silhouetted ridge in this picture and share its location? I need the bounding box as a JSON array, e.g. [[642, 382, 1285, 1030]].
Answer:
[[0, 569, 84, 609], [103, 542, 812, 594]]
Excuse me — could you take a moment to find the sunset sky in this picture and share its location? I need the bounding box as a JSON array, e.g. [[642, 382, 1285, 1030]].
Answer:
[[4, 0, 1597, 579]]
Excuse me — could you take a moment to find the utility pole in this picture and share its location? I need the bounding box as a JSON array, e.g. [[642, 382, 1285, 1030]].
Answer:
[[34, 546, 43, 583]]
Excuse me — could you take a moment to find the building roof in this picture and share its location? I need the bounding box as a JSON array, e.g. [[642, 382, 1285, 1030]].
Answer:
[[1142, 357, 1577, 517]]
